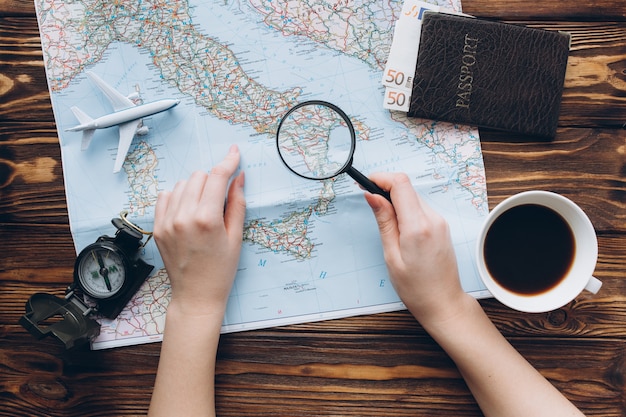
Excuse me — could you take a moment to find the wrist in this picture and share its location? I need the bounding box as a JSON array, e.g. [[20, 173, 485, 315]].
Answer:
[[166, 298, 226, 329], [417, 295, 503, 362], [411, 292, 481, 336], [166, 282, 231, 317]]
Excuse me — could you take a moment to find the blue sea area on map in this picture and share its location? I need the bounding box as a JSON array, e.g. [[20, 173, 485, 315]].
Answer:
[[37, 0, 488, 348]]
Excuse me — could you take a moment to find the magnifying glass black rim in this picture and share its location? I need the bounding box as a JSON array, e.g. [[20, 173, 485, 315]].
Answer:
[[276, 100, 357, 181]]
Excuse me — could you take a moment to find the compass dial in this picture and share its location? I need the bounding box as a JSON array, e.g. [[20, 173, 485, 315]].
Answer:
[[76, 245, 126, 299]]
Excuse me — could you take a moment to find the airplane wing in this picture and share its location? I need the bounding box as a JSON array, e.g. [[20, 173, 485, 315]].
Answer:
[[86, 72, 135, 112], [80, 130, 95, 151], [69, 106, 96, 150], [112, 119, 142, 173]]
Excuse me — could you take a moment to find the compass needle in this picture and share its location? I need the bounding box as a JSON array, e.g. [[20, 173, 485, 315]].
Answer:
[[94, 250, 113, 291]]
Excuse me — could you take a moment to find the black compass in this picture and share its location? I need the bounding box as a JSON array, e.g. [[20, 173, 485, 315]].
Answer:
[[20, 211, 154, 349]]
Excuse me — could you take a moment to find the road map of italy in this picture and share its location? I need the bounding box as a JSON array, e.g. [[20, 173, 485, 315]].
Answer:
[[34, 0, 489, 349]]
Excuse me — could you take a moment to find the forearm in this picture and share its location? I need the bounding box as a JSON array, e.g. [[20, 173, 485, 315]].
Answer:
[[421, 295, 584, 417], [148, 304, 224, 417]]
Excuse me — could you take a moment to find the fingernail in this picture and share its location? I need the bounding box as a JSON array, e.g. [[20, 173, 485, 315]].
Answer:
[[364, 193, 380, 210], [229, 144, 239, 154]]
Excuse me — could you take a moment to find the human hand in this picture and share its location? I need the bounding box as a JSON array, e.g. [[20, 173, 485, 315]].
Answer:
[[365, 174, 586, 417], [364, 173, 470, 326], [153, 145, 246, 317]]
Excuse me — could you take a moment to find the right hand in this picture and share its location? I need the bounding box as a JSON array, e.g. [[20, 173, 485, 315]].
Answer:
[[364, 172, 471, 326]]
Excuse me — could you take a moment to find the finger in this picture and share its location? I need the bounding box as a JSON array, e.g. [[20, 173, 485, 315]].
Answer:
[[224, 171, 247, 241], [368, 172, 427, 230], [154, 190, 172, 232], [171, 171, 210, 220], [199, 145, 241, 215], [163, 179, 188, 221], [364, 191, 400, 260]]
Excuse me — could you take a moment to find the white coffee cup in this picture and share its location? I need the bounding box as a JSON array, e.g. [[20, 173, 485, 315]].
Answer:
[[475, 191, 602, 313]]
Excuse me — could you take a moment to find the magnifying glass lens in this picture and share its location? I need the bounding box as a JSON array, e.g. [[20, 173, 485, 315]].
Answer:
[[276, 100, 392, 202], [277, 102, 354, 180]]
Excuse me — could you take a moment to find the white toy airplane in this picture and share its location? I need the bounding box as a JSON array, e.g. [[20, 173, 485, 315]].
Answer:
[[66, 71, 180, 173]]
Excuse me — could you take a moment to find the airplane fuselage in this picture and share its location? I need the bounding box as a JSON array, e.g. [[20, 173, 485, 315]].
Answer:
[[67, 99, 179, 131]]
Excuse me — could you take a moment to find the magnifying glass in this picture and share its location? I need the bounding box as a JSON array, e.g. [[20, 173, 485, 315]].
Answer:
[[276, 100, 391, 202]]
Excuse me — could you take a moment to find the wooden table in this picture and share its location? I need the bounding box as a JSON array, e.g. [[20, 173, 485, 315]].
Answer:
[[1, 0, 625, 415]]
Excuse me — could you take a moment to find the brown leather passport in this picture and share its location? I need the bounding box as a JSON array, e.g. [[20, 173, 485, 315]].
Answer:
[[408, 12, 570, 138]]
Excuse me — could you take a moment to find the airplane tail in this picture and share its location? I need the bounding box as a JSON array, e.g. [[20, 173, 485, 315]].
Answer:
[[67, 106, 95, 150]]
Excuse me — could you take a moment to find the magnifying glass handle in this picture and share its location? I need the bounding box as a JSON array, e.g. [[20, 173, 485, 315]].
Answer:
[[346, 166, 392, 203]]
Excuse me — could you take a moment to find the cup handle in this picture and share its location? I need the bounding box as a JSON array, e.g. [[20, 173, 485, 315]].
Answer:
[[585, 276, 602, 294]]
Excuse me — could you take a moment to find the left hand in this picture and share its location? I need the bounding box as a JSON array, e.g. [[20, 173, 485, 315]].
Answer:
[[153, 145, 246, 317]]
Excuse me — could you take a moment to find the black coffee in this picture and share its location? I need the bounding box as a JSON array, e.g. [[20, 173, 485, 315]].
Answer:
[[483, 204, 576, 295]]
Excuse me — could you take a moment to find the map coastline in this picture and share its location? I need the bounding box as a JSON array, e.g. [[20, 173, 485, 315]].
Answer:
[[33, 0, 490, 350]]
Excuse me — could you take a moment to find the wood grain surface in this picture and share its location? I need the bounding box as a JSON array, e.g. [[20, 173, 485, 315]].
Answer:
[[1, 0, 625, 416]]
